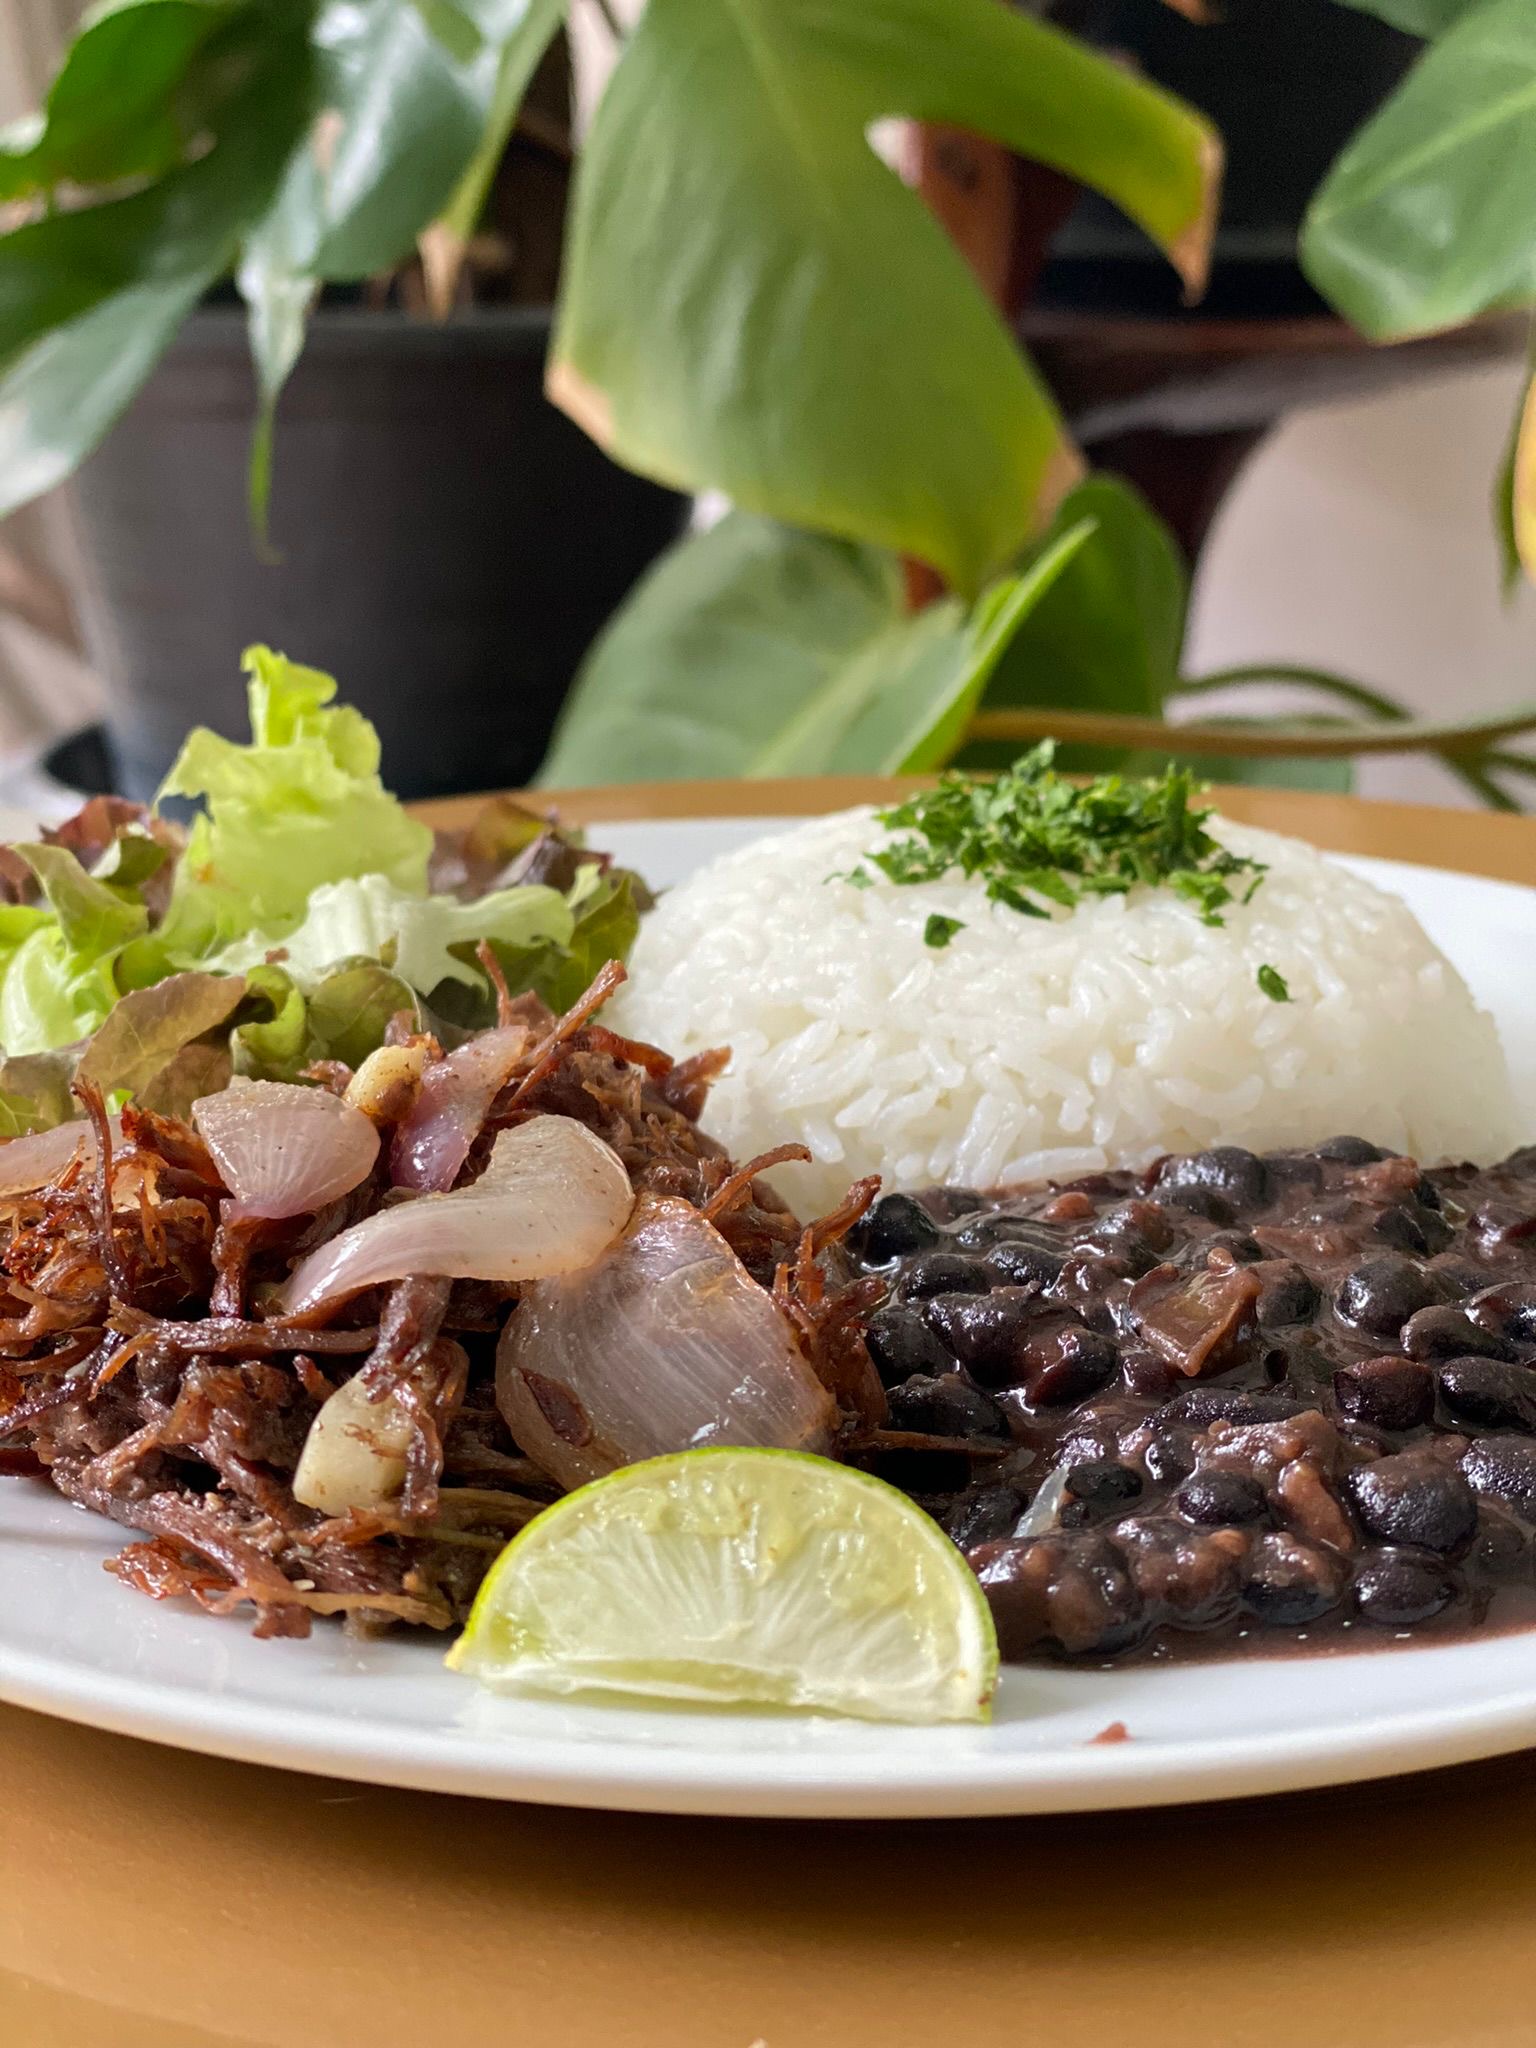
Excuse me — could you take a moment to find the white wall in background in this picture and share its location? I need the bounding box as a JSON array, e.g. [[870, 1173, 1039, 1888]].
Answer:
[[1186, 358, 1536, 808]]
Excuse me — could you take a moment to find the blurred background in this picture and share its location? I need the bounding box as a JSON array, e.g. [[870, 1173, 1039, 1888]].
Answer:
[[3, 0, 1533, 811]]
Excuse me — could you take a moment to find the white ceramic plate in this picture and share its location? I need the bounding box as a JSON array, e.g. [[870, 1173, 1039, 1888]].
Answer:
[[2, 817, 1534, 1818]]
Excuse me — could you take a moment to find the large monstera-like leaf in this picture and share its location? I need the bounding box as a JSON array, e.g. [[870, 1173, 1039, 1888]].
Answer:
[[0, 2, 315, 521], [1303, 0, 1536, 338], [550, 0, 1218, 595], [538, 509, 1092, 785]]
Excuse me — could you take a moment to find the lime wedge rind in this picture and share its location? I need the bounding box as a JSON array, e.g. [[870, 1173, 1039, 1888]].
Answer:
[[448, 1447, 998, 1726]]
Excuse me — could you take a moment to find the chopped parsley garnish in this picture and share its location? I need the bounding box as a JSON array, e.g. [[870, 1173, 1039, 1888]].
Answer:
[[923, 913, 964, 950], [846, 745, 1268, 930], [1257, 963, 1292, 1003]]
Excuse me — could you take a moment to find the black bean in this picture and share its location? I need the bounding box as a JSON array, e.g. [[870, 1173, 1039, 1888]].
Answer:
[[1315, 1136, 1392, 1163], [948, 1485, 1024, 1551], [1467, 1281, 1536, 1346], [1242, 1533, 1346, 1625], [1138, 1425, 1200, 1486], [1263, 1150, 1326, 1192], [1437, 1357, 1536, 1433], [1203, 1231, 1267, 1265], [1332, 1356, 1435, 1432], [1374, 1203, 1453, 1257], [850, 1192, 940, 1266], [954, 1212, 1063, 1262], [983, 1239, 1066, 1288], [1176, 1471, 1270, 1526], [1157, 1147, 1272, 1216], [1334, 1256, 1438, 1337], [1254, 1261, 1321, 1327], [1401, 1305, 1511, 1361], [1344, 1454, 1477, 1557], [1162, 1388, 1309, 1428], [1079, 1201, 1173, 1276], [924, 1288, 1039, 1383], [1064, 1459, 1143, 1512], [1354, 1551, 1459, 1628], [1462, 1436, 1536, 1519], [1119, 1345, 1177, 1400], [897, 1252, 991, 1303], [1118, 1518, 1247, 1630], [885, 1372, 1007, 1440], [1471, 1500, 1529, 1574], [1429, 1263, 1485, 1301], [1014, 1321, 1120, 1406], [972, 1533, 1146, 1658], [863, 1304, 953, 1389]]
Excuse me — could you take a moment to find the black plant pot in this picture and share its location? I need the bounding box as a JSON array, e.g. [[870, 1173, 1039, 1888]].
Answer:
[[69, 307, 690, 803]]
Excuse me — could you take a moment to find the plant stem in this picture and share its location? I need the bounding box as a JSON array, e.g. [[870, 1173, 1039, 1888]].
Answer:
[[965, 702, 1536, 760], [1176, 665, 1412, 724], [1442, 758, 1520, 811]]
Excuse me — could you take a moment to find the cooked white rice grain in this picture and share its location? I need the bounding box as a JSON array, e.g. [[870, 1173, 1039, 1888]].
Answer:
[[609, 809, 1515, 1212]]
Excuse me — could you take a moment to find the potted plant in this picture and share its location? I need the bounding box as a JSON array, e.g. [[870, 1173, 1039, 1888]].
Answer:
[[3, 0, 1533, 806], [0, 3, 689, 802]]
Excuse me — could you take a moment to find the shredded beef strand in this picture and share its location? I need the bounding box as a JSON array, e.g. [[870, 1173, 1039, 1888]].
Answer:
[[108, 1306, 380, 1355], [476, 939, 517, 1027], [503, 958, 627, 1111], [701, 1144, 813, 1225]]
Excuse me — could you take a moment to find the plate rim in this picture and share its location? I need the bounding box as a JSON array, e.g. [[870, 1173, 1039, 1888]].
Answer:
[[3, 816, 1534, 1818]]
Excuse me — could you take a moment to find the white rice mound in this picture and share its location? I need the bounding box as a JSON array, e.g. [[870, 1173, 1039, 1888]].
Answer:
[[609, 807, 1515, 1214]]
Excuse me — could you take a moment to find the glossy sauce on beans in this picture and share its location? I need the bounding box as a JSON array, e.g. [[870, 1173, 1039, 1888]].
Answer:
[[849, 1139, 1536, 1664]]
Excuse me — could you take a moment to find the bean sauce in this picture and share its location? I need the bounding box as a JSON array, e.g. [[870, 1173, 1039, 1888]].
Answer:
[[848, 1138, 1536, 1664]]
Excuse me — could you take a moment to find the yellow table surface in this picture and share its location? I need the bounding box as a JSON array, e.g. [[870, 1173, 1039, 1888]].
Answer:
[[4, 781, 1535, 2048]]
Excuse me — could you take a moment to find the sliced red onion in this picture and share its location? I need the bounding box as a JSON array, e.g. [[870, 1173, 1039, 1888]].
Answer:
[[496, 1193, 836, 1491], [0, 1118, 117, 1198], [279, 1114, 633, 1321], [292, 1373, 412, 1513], [192, 1081, 380, 1220], [390, 1023, 532, 1192]]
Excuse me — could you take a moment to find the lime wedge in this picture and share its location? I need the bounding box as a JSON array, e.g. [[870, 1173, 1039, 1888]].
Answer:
[[447, 1447, 997, 1724]]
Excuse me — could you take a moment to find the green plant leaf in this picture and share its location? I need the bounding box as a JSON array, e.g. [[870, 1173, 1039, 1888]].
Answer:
[[551, 0, 1218, 591], [876, 520, 1099, 774], [1302, 0, 1536, 339], [540, 513, 904, 785], [540, 508, 1093, 784], [0, 0, 237, 204], [236, 0, 568, 524], [955, 476, 1189, 775], [437, 0, 570, 245], [0, 4, 316, 521]]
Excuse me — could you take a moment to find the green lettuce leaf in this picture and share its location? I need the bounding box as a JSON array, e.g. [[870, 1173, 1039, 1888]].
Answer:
[[480, 869, 641, 1016], [75, 971, 248, 1099], [135, 644, 434, 974], [207, 871, 577, 995]]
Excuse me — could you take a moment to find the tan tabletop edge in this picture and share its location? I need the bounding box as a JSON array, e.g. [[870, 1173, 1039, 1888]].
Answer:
[[414, 776, 1536, 887]]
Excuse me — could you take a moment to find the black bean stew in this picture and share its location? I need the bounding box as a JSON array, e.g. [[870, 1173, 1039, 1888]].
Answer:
[[846, 1139, 1536, 1663]]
